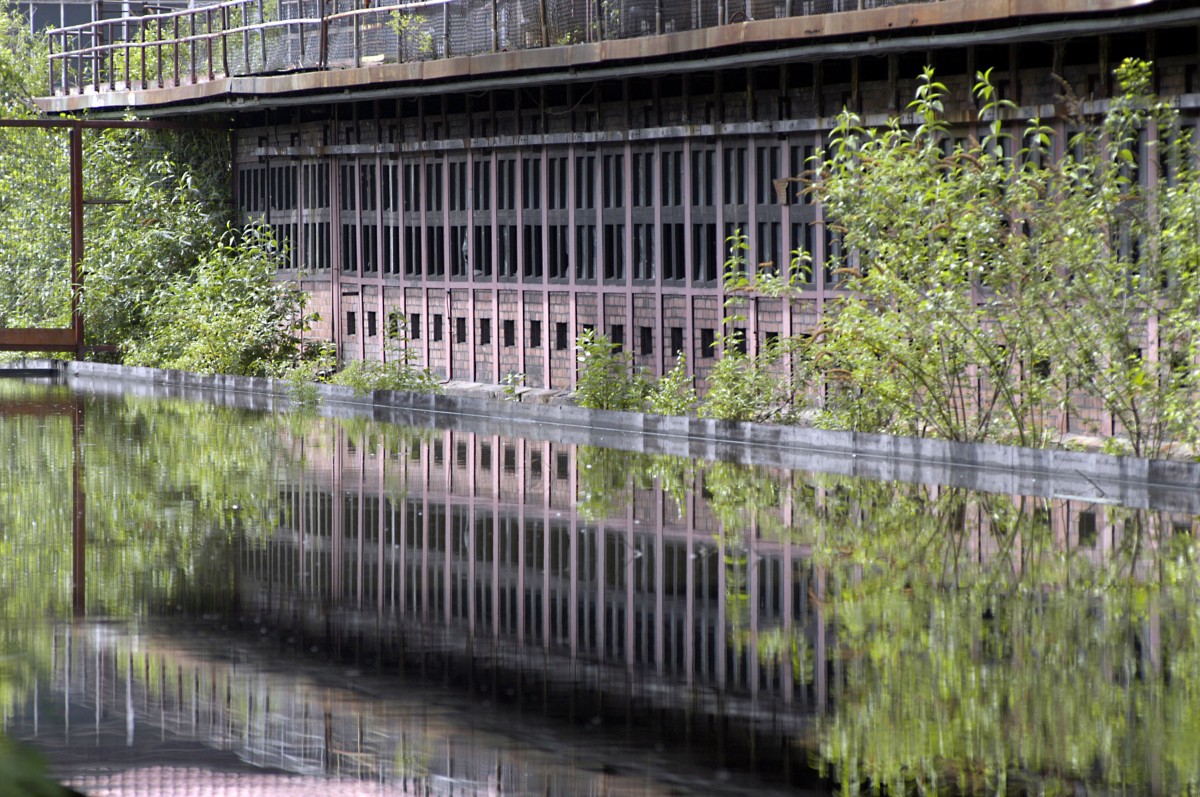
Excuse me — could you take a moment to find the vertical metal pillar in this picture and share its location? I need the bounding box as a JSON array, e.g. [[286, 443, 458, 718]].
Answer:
[[70, 122, 85, 359], [443, 2, 450, 57], [491, 0, 498, 52]]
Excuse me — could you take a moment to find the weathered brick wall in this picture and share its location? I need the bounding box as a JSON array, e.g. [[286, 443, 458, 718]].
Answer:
[[450, 289, 472, 380], [238, 27, 1197, 423]]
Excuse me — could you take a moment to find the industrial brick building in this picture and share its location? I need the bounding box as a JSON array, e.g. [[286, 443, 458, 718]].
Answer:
[[38, 0, 1200, 392]]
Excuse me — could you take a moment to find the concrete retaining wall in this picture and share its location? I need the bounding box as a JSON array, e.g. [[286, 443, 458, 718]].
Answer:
[[17, 359, 1200, 513]]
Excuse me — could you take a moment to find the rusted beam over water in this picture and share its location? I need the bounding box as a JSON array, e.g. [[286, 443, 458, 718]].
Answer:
[[0, 117, 228, 358], [0, 329, 78, 351]]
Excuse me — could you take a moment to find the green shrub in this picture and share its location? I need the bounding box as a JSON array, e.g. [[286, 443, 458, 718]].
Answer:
[[574, 328, 649, 411], [124, 225, 315, 377], [330, 358, 442, 397], [647, 353, 697, 416]]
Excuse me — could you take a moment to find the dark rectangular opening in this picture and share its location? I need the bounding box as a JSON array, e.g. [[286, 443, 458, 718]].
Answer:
[[530, 319, 542, 349], [699, 328, 715, 358], [670, 327, 684, 357], [611, 324, 625, 352], [346, 311, 357, 336], [366, 311, 377, 338], [555, 322, 569, 351], [1078, 510, 1098, 548], [503, 319, 516, 347], [456, 317, 467, 344], [433, 314, 444, 342], [639, 326, 653, 357], [480, 318, 492, 346]]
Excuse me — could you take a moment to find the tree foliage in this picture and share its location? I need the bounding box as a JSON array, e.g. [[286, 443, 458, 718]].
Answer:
[[0, 11, 318, 377], [808, 60, 1200, 454]]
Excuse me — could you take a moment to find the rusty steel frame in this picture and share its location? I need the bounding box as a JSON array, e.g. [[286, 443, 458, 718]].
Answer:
[[0, 395, 88, 615], [0, 117, 223, 358]]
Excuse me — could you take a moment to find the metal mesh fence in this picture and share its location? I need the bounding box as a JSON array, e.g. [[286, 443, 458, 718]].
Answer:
[[51, 0, 943, 93]]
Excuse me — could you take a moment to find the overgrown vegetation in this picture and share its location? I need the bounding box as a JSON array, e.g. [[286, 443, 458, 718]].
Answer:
[[389, 11, 433, 61], [329, 313, 441, 396], [572, 59, 1200, 456], [0, 6, 328, 381], [808, 59, 1200, 454]]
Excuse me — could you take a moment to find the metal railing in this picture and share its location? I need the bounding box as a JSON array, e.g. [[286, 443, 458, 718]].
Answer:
[[48, 0, 938, 96]]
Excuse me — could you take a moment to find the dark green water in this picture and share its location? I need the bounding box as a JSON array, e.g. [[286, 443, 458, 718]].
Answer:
[[1, 380, 1198, 796]]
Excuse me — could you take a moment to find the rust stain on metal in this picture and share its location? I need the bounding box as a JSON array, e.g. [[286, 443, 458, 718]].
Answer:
[[0, 328, 78, 351]]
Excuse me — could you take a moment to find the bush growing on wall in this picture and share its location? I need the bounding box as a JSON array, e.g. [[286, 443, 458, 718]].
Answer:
[[799, 59, 1200, 455]]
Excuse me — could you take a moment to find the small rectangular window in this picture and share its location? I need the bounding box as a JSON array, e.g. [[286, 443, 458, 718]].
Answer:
[[530, 319, 542, 349], [611, 324, 624, 352], [555, 322, 569, 351], [366, 311, 377, 338], [503, 319, 515, 347], [699, 328, 715, 358], [433, 314, 444, 342], [346, 311, 357, 336], [639, 326, 653, 357], [480, 318, 492, 346], [456, 317, 467, 344], [670, 327, 684, 357], [555, 452, 569, 480], [1078, 510, 1097, 548], [410, 312, 421, 339]]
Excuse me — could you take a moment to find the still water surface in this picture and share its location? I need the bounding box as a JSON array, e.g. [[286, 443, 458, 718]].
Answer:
[[1, 381, 1198, 795]]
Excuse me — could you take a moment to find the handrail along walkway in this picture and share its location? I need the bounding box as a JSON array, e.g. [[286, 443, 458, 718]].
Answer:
[[47, 0, 945, 96]]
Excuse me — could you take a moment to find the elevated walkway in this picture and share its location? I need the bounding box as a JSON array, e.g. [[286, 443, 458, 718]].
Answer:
[[37, 0, 1164, 115]]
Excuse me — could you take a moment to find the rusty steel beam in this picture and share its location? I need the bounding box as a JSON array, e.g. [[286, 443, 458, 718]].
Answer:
[[70, 123, 84, 358], [0, 117, 230, 357], [0, 329, 78, 351]]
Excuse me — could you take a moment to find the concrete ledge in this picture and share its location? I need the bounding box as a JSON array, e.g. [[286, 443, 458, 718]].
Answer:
[[17, 359, 1200, 513]]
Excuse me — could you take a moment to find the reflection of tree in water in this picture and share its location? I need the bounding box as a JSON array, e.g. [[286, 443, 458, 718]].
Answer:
[[574, 443, 1200, 794], [0, 385, 296, 712], [4, 384, 1199, 794], [798, 482, 1199, 795]]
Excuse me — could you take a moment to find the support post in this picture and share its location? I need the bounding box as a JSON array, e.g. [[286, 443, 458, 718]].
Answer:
[[491, 0, 498, 52], [70, 123, 85, 359]]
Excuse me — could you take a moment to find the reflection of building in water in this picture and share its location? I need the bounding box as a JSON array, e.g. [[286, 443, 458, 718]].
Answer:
[[33, 622, 718, 795], [254, 425, 1195, 722], [263, 427, 821, 713], [13, 413, 1197, 794]]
